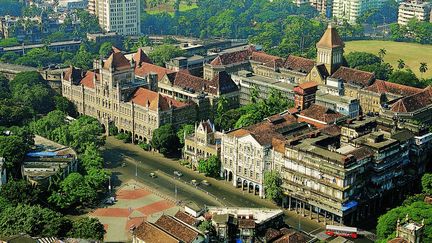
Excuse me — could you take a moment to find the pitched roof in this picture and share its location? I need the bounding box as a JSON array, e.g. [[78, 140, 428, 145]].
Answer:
[[282, 55, 316, 74], [63, 66, 84, 84], [238, 219, 255, 229], [298, 81, 319, 90], [130, 87, 189, 111], [274, 230, 306, 243], [155, 215, 200, 243], [174, 211, 199, 226], [316, 63, 330, 78], [390, 86, 432, 113], [103, 52, 131, 70], [134, 221, 179, 243], [210, 47, 255, 66], [208, 71, 238, 95], [112, 46, 122, 53], [79, 70, 100, 89], [366, 80, 423, 97], [134, 48, 153, 65], [250, 51, 283, 68], [316, 23, 344, 49], [169, 70, 237, 95], [134, 62, 175, 81], [331, 66, 375, 87], [300, 104, 345, 124]]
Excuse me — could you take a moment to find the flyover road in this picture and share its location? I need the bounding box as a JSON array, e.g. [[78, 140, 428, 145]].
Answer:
[[102, 136, 372, 242]]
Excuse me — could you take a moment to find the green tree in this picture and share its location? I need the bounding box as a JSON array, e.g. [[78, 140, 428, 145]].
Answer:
[[250, 84, 260, 103], [30, 110, 67, 139], [198, 220, 214, 232], [99, 42, 114, 58], [0, 180, 40, 206], [0, 204, 70, 237], [388, 69, 423, 88], [48, 173, 98, 209], [67, 116, 105, 152], [149, 44, 185, 66], [67, 217, 105, 240], [397, 59, 406, 69], [81, 143, 104, 170], [0, 99, 33, 126], [198, 155, 220, 177], [357, 62, 393, 80], [177, 124, 195, 145], [115, 132, 132, 143], [419, 62, 428, 78], [264, 171, 282, 203], [345, 52, 381, 68], [0, 135, 31, 175], [151, 124, 180, 155], [0, 51, 19, 63], [422, 173, 432, 195], [68, 44, 95, 70], [54, 96, 76, 116]]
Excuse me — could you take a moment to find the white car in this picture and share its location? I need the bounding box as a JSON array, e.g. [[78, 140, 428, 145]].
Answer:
[[174, 171, 183, 177]]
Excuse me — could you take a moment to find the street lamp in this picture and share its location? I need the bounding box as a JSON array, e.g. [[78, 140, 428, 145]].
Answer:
[[135, 161, 138, 177]]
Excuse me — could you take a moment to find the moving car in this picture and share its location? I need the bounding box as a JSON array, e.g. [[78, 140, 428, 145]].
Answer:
[[201, 180, 210, 186], [174, 171, 183, 177], [149, 172, 157, 178], [191, 179, 199, 186]]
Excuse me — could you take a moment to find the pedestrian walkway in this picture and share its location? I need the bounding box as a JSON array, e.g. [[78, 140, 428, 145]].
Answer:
[[89, 179, 180, 242]]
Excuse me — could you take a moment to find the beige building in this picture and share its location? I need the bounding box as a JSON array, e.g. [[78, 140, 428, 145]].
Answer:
[[61, 50, 196, 143], [332, 0, 386, 23], [398, 0, 431, 25], [183, 120, 222, 170], [95, 0, 141, 35]]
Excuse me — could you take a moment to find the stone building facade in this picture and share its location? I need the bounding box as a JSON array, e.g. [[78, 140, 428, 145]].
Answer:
[[61, 50, 196, 143], [183, 120, 222, 170]]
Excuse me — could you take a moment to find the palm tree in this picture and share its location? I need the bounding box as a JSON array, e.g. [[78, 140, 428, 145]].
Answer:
[[378, 48, 387, 62], [397, 59, 405, 69], [419, 62, 428, 78]]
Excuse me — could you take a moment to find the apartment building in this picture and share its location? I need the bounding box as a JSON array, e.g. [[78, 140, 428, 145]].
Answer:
[[61, 49, 196, 143], [310, 0, 333, 17], [398, 0, 432, 25], [95, 0, 141, 35], [332, 0, 386, 23]]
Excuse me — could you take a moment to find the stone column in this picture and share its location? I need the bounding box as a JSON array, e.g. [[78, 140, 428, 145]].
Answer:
[[288, 196, 292, 211]]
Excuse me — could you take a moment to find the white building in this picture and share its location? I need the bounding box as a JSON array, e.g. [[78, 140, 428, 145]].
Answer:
[[95, 0, 141, 36], [332, 0, 386, 24], [398, 0, 431, 25], [58, 0, 88, 11]]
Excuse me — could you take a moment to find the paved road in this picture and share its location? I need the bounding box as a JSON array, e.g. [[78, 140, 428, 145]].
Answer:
[[102, 137, 373, 242]]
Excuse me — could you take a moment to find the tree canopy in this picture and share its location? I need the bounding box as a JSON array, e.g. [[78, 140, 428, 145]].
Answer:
[[151, 124, 180, 155], [264, 171, 282, 203], [198, 155, 220, 177], [149, 44, 186, 66]]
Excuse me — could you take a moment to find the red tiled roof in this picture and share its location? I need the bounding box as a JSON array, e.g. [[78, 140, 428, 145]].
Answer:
[[169, 70, 237, 95], [112, 46, 122, 53], [238, 219, 255, 229], [79, 70, 100, 89], [300, 104, 345, 124], [316, 24, 344, 49], [174, 211, 199, 226], [250, 51, 283, 68], [134, 62, 175, 81], [103, 52, 131, 70], [210, 47, 255, 66], [390, 86, 432, 113], [331, 66, 375, 87], [63, 66, 84, 84], [319, 124, 341, 136], [274, 230, 306, 243], [366, 80, 423, 97], [264, 228, 283, 242], [134, 221, 179, 243], [131, 87, 189, 111], [283, 55, 316, 74], [298, 81, 319, 90], [388, 238, 409, 243], [155, 215, 200, 243], [134, 48, 153, 65]]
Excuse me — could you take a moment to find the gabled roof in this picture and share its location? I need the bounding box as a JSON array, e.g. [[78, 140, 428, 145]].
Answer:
[[282, 55, 316, 74], [155, 215, 200, 243], [174, 211, 199, 226], [134, 48, 153, 65], [134, 62, 175, 81], [112, 46, 122, 53], [63, 66, 84, 84], [250, 51, 283, 68], [103, 52, 131, 70], [210, 47, 255, 66], [130, 87, 189, 111], [331, 66, 375, 87], [366, 79, 423, 97], [390, 86, 432, 113], [134, 221, 180, 243], [79, 70, 100, 89], [168, 70, 237, 95], [300, 104, 345, 124], [316, 23, 344, 49]]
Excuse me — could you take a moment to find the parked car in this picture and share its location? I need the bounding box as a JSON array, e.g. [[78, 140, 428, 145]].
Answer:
[[150, 172, 157, 178], [201, 180, 210, 186], [174, 171, 183, 177], [191, 179, 199, 186]]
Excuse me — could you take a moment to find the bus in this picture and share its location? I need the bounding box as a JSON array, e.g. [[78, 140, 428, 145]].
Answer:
[[325, 225, 358, 239]]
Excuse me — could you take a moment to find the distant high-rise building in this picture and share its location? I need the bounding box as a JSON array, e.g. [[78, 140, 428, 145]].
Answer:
[[310, 0, 333, 17], [332, 0, 386, 24], [92, 0, 141, 36], [398, 0, 431, 25]]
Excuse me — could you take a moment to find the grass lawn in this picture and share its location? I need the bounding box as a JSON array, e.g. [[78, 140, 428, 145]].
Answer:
[[345, 40, 432, 79], [146, 3, 197, 16]]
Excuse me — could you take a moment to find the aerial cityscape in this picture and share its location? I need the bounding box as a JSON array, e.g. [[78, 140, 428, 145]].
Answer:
[[0, 0, 431, 242]]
